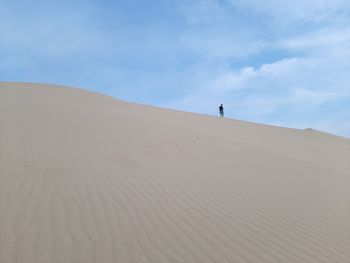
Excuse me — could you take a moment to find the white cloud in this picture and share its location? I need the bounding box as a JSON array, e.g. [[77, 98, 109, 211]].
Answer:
[[279, 27, 350, 57], [161, 0, 350, 136], [165, 54, 350, 136], [177, 0, 267, 59], [228, 0, 350, 25]]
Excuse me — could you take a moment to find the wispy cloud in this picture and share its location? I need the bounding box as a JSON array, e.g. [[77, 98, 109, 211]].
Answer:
[[228, 0, 350, 25]]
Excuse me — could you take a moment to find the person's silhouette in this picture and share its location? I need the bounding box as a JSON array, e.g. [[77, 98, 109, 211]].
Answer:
[[219, 104, 224, 118]]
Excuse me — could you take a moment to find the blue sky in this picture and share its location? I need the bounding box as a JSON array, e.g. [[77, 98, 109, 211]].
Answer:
[[1, 0, 350, 137]]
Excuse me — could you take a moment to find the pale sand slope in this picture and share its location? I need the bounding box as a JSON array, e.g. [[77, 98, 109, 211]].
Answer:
[[0, 82, 349, 263]]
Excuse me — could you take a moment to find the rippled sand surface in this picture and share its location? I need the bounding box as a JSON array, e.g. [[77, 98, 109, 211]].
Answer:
[[1, 82, 349, 263]]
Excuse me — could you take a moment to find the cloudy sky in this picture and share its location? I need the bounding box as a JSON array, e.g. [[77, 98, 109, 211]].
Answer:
[[1, 0, 350, 137]]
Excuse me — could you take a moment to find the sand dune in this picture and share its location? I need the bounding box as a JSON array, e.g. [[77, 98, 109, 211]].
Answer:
[[0, 82, 349, 263]]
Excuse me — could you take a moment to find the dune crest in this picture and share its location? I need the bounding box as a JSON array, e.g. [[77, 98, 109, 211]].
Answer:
[[1, 82, 349, 263]]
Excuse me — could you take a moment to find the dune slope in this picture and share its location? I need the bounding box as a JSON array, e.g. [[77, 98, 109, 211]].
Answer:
[[0, 82, 349, 263]]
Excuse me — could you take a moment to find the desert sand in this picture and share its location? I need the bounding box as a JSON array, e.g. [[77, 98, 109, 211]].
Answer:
[[0, 82, 349, 263]]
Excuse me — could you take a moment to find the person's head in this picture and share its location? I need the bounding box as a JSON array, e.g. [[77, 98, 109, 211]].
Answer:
[[221, 104, 223, 106]]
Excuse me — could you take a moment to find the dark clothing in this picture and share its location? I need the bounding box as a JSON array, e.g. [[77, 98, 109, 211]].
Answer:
[[219, 105, 224, 117]]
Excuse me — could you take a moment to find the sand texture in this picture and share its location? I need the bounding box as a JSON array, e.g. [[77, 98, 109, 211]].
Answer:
[[0, 82, 349, 263]]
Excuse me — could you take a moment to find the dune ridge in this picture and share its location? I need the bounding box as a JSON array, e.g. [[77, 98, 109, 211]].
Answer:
[[0, 82, 349, 263]]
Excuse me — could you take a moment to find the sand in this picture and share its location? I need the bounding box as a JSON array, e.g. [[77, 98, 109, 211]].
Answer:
[[0, 82, 349, 263]]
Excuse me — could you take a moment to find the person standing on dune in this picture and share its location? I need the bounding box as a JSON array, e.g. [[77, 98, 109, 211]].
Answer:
[[219, 104, 224, 118]]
